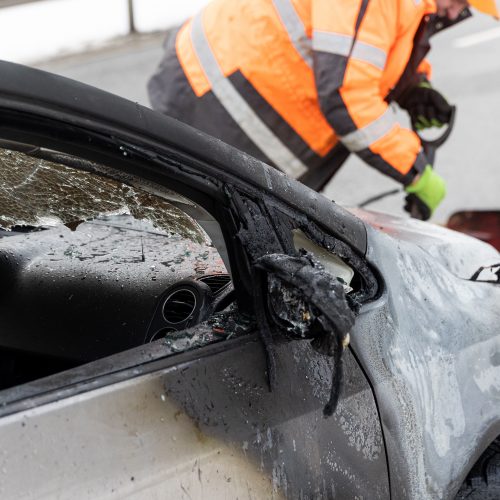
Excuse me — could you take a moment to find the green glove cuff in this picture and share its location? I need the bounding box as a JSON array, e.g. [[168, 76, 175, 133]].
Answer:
[[405, 165, 446, 214], [418, 80, 432, 89]]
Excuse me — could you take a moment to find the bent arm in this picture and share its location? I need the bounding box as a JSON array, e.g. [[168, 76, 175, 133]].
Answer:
[[312, 0, 427, 185]]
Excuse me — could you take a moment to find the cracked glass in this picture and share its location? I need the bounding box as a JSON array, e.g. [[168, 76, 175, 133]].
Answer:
[[0, 147, 207, 243]]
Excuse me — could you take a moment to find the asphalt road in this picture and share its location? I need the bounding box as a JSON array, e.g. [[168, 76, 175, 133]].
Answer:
[[36, 13, 500, 223]]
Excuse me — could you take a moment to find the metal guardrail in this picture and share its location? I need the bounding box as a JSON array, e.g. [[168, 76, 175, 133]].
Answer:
[[0, 0, 136, 34]]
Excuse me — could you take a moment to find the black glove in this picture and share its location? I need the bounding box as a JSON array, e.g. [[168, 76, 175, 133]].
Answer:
[[404, 193, 431, 221], [403, 165, 447, 221], [398, 82, 453, 131]]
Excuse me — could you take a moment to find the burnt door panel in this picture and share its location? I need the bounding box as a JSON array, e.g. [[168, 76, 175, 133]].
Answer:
[[164, 335, 389, 499]]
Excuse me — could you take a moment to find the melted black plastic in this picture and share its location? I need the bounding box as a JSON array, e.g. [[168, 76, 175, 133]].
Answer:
[[257, 251, 355, 416]]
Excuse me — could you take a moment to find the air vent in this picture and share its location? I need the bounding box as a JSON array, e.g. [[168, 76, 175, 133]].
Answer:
[[198, 274, 231, 295], [163, 288, 197, 324]]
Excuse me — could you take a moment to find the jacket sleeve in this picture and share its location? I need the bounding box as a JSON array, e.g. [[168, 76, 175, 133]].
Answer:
[[312, 0, 427, 185]]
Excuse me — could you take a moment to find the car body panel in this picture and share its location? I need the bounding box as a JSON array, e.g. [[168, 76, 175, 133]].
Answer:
[[349, 213, 500, 498], [351, 208, 499, 279], [0, 331, 389, 499]]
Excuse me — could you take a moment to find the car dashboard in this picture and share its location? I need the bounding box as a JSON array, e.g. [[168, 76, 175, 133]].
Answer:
[[0, 214, 232, 389]]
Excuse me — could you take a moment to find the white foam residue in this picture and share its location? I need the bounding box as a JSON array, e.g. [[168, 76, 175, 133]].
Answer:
[[473, 364, 500, 394], [35, 216, 63, 228], [393, 346, 465, 458], [425, 349, 465, 457]]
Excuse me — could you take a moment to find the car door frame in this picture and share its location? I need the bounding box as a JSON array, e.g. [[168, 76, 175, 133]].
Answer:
[[0, 61, 389, 499]]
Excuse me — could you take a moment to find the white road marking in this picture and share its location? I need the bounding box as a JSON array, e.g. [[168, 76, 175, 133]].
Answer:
[[454, 26, 500, 48]]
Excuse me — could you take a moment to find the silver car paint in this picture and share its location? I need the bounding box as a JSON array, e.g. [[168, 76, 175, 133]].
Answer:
[[0, 336, 388, 499], [350, 209, 500, 499]]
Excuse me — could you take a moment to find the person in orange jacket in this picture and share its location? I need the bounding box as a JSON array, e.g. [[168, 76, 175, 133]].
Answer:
[[148, 0, 499, 220]]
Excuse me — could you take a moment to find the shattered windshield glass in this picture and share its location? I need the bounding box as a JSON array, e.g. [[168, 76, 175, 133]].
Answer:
[[0, 148, 207, 243]]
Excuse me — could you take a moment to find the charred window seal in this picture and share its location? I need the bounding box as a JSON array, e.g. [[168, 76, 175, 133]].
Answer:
[[264, 201, 379, 306], [224, 185, 378, 416], [222, 183, 378, 303]]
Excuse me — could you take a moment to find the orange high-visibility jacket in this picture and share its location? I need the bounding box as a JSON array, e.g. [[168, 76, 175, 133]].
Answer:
[[148, 0, 466, 186]]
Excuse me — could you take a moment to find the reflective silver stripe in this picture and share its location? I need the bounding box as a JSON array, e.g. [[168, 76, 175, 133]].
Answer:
[[340, 108, 398, 152], [313, 31, 387, 70], [190, 14, 307, 178], [314, 31, 351, 56], [272, 0, 313, 67]]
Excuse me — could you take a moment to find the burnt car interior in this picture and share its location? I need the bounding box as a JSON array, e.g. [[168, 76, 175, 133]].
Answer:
[[0, 145, 235, 389], [0, 140, 377, 402]]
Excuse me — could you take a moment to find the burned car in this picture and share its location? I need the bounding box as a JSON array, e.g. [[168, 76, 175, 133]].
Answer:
[[0, 60, 499, 499]]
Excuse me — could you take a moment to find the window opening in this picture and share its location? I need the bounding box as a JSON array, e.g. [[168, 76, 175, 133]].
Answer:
[[0, 146, 237, 392]]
